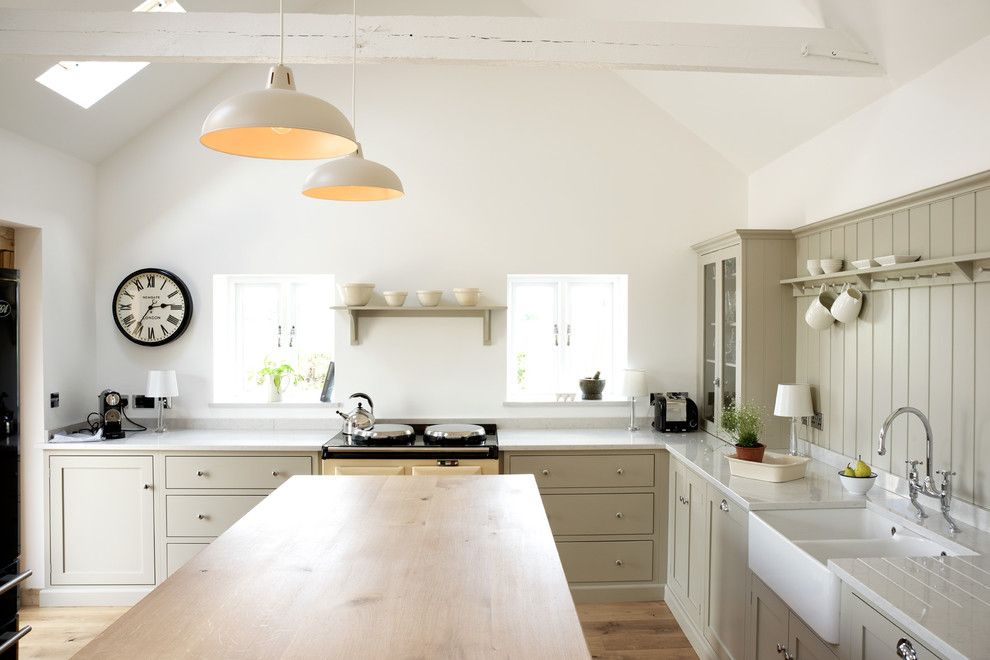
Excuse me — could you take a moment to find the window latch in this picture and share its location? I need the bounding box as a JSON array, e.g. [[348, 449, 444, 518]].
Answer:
[[289, 325, 296, 348], [566, 323, 572, 346], [553, 323, 559, 346], [277, 324, 282, 348]]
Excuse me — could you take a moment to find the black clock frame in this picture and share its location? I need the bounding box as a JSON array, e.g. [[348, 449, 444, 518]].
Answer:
[[112, 268, 193, 347]]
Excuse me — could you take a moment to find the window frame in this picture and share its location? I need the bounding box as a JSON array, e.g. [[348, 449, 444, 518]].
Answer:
[[506, 274, 628, 402], [212, 274, 335, 405]]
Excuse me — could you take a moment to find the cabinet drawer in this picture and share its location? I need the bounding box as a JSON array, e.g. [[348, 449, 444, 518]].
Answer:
[[543, 493, 654, 535], [510, 454, 654, 488], [166, 495, 265, 537], [165, 456, 312, 489], [556, 541, 653, 583], [166, 543, 209, 577]]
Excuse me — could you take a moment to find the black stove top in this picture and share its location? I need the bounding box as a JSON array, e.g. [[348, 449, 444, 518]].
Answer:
[[322, 423, 499, 459]]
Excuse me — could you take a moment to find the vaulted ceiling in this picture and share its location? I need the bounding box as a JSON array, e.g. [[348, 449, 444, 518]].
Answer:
[[2, 0, 990, 171]]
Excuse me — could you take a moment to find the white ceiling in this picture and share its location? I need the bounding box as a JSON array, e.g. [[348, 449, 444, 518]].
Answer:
[[2, 0, 990, 169]]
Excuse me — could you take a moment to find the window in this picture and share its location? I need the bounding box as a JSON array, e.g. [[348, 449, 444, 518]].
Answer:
[[34, 0, 185, 109], [213, 275, 334, 404], [507, 275, 628, 401]]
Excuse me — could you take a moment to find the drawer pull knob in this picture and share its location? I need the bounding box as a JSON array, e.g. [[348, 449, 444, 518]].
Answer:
[[272, 470, 280, 477], [683, 498, 690, 506], [541, 469, 550, 476], [616, 467, 624, 475], [615, 559, 623, 567], [719, 499, 729, 512], [196, 470, 205, 477], [197, 514, 207, 520], [615, 512, 624, 519], [143, 483, 151, 490]]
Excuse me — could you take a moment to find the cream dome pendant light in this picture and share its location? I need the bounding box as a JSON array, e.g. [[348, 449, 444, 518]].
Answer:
[[200, 0, 357, 159], [302, 0, 403, 201]]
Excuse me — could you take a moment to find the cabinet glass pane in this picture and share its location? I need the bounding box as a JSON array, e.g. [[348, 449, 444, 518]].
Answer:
[[702, 263, 716, 424], [721, 257, 737, 411]]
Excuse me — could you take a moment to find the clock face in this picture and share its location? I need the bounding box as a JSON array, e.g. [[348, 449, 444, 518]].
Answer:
[[113, 268, 192, 346]]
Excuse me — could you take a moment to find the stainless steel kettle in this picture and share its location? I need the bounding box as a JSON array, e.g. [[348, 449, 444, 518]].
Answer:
[[336, 392, 375, 435]]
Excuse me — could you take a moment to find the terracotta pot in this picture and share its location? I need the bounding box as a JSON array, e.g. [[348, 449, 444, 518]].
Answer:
[[734, 443, 766, 462]]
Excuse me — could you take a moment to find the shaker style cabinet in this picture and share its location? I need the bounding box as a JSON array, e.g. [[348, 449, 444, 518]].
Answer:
[[692, 231, 796, 448], [839, 588, 940, 660], [49, 455, 156, 585], [667, 458, 707, 626], [704, 484, 748, 660], [750, 575, 838, 660]]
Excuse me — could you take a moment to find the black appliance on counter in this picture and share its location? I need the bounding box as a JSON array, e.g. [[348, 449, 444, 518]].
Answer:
[[651, 392, 699, 433], [1, 270, 31, 659]]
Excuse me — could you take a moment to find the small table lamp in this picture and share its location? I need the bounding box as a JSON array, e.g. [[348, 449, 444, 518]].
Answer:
[[622, 369, 649, 432], [774, 384, 813, 456], [147, 370, 178, 433]]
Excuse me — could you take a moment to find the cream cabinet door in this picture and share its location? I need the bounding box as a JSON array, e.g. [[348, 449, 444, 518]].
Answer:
[[669, 460, 707, 625], [705, 486, 748, 660], [790, 613, 838, 660], [840, 588, 939, 660], [668, 461, 689, 602], [50, 455, 156, 585], [750, 576, 789, 660]]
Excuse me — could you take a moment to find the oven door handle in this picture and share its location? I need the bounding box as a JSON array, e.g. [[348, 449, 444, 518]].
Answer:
[[0, 625, 32, 654], [0, 569, 32, 597]]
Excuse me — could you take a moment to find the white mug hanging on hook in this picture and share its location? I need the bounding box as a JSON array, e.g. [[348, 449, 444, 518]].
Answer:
[[805, 284, 837, 330], [831, 284, 864, 323]]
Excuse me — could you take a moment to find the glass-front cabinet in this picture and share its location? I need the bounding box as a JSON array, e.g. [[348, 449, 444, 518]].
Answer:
[[698, 246, 741, 440]]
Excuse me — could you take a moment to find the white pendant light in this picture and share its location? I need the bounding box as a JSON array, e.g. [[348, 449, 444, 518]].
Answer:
[[302, 0, 403, 201], [200, 1, 356, 160]]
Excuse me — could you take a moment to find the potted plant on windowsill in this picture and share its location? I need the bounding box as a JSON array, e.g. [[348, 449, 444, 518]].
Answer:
[[720, 401, 766, 462], [253, 360, 303, 403]]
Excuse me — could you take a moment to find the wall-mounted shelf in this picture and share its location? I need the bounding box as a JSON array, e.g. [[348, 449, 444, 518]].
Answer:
[[331, 305, 507, 346], [780, 251, 990, 295]]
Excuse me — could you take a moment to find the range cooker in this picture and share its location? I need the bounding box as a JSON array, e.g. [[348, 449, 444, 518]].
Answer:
[[322, 423, 499, 475]]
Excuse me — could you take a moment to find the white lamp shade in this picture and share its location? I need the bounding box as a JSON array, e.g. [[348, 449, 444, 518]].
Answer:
[[774, 384, 813, 417], [200, 65, 357, 160], [621, 369, 649, 398], [302, 149, 404, 202], [146, 370, 179, 398]]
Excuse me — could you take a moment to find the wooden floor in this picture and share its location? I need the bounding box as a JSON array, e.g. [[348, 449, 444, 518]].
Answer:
[[20, 601, 696, 659]]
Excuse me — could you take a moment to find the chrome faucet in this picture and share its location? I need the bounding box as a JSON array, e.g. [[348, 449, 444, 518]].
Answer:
[[877, 406, 959, 533]]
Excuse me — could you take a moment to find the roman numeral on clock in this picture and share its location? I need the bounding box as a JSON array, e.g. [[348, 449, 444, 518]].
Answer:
[[168, 290, 179, 299], [145, 274, 157, 289], [167, 315, 180, 326], [160, 325, 171, 338], [118, 303, 131, 312], [133, 279, 144, 291], [146, 326, 156, 341], [121, 314, 135, 326]]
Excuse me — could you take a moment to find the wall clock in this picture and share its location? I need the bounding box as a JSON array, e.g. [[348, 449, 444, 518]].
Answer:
[[112, 268, 192, 346]]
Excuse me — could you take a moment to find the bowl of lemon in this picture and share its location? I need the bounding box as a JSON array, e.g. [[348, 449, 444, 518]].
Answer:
[[838, 457, 877, 495]]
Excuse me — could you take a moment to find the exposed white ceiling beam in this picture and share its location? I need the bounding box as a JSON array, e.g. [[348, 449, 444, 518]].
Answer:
[[0, 9, 883, 76]]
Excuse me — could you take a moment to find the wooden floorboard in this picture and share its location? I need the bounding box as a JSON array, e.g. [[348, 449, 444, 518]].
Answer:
[[19, 600, 696, 659]]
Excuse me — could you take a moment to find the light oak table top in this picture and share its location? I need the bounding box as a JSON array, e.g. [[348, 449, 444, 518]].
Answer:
[[76, 475, 590, 659]]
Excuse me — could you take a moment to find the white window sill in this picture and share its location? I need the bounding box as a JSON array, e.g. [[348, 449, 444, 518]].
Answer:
[[503, 399, 628, 407], [209, 402, 340, 409]]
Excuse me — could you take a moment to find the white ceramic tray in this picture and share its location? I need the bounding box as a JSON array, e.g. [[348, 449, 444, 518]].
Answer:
[[724, 451, 811, 483]]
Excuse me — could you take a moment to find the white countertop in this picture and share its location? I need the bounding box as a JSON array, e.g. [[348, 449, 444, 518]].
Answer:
[[43, 429, 328, 452], [497, 427, 670, 450], [829, 554, 989, 660]]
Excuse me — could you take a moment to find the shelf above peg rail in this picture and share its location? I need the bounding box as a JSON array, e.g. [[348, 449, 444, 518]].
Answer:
[[780, 251, 990, 295], [331, 305, 507, 346]]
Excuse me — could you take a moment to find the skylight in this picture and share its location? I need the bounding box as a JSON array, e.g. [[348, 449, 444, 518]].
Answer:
[[34, 0, 185, 110]]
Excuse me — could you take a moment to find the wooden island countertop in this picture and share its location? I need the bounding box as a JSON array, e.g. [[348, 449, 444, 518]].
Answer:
[[76, 475, 590, 659]]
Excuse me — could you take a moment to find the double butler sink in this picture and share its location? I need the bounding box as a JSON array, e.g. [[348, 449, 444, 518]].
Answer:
[[749, 508, 973, 644]]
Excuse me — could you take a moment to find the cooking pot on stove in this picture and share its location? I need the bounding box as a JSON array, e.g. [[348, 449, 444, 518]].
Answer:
[[336, 392, 375, 435]]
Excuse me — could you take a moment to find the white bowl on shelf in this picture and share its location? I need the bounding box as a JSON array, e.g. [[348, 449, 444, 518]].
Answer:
[[382, 291, 407, 307], [820, 259, 844, 274], [875, 254, 920, 267], [850, 259, 876, 270], [806, 259, 824, 275], [453, 288, 481, 306], [416, 290, 443, 307], [837, 471, 877, 495], [340, 283, 375, 307]]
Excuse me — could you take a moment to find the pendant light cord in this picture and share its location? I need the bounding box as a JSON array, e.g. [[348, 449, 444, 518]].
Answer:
[[279, 0, 285, 65], [351, 0, 358, 135]]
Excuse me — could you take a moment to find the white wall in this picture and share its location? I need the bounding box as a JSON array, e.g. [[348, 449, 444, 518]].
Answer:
[[0, 127, 97, 589], [95, 63, 746, 420], [748, 33, 990, 228]]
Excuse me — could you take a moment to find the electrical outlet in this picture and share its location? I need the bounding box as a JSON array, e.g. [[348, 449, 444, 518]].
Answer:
[[133, 395, 156, 409], [807, 413, 823, 431], [50, 392, 59, 408]]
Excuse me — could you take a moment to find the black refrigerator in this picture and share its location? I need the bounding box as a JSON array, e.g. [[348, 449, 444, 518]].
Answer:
[[0, 270, 30, 658]]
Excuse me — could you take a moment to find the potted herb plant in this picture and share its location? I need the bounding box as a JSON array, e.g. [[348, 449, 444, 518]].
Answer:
[[720, 401, 766, 462], [253, 360, 302, 403]]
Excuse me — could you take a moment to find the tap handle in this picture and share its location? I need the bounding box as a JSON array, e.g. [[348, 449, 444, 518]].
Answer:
[[936, 469, 957, 477], [905, 459, 923, 474]]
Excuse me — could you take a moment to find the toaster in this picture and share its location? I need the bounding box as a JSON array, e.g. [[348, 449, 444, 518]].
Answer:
[[651, 392, 699, 433]]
